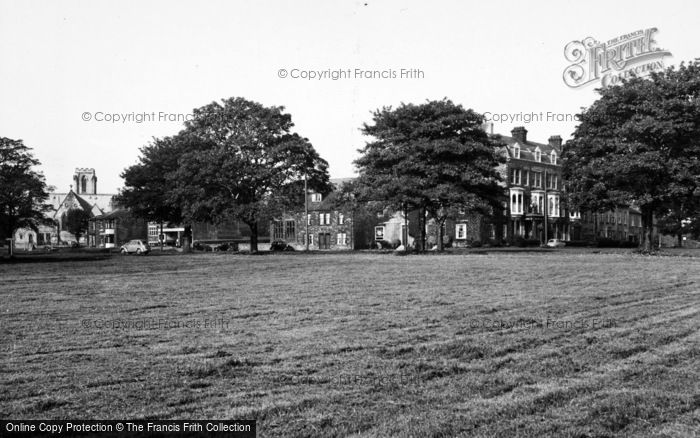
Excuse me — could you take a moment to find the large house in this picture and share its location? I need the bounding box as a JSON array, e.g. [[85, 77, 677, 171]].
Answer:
[[270, 183, 355, 250]]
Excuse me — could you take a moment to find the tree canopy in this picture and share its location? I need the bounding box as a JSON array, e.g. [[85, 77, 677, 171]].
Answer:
[[116, 136, 186, 225], [119, 97, 331, 252], [353, 99, 504, 250], [563, 61, 700, 250], [0, 137, 52, 241]]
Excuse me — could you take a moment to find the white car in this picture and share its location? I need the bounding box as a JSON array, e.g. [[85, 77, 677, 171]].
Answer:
[[120, 239, 151, 254], [546, 239, 566, 248]]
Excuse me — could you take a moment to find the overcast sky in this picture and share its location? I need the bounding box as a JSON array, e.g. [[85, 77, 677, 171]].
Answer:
[[1, 0, 699, 193]]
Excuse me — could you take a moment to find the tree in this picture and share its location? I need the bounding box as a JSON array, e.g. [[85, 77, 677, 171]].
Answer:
[[0, 137, 53, 243], [563, 61, 700, 251], [63, 208, 91, 244], [116, 136, 189, 250], [170, 97, 331, 252], [354, 99, 504, 251]]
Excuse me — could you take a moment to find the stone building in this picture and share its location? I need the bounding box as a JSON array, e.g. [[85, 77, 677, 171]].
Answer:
[[270, 189, 354, 250], [13, 168, 116, 249]]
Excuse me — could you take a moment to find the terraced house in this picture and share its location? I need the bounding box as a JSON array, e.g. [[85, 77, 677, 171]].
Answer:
[[501, 126, 569, 242]]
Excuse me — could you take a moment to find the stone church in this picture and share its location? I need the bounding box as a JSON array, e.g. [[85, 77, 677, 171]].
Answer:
[[13, 168, 116, 249]]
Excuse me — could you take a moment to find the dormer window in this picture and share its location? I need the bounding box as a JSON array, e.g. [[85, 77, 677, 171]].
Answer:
[[513, 145, 520, 159], [534, 147, 541, 162], [311, 193, 322, 202], [551, 151, 557, 165]]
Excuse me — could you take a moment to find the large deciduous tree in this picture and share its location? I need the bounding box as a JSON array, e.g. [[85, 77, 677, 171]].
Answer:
[[116, 136, 189, 250], [354, 99, 504, 251], [169, 97, 331, 252], [0, 137, 52, 243], [563, 61, 700, 250]]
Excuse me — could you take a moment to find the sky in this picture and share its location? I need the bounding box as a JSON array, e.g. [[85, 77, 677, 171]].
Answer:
[[1, 0, 699, 193]]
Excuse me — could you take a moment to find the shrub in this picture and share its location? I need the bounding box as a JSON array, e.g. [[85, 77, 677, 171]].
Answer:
[[563, 240, 593, 247], [596, 238, 638, 248], [513, 236, 540, 247], [270, 240, 289, 251], [469, 240, 482, 248], [374, 240, 393, 249]]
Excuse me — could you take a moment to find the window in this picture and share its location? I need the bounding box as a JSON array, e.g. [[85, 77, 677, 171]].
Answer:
[[311, 193, 322, 202], [273, 221, 284, 240], [456, 224, 467, 240], [510, 168, 521, 185], [319, 212, 331, 225], [513, 145, 520, 159], [523, 170, 529, 186], [337, 232, 348, 245], [531, 192, 544, 214], [550, 151, 557, 165], [338, 213, 344, 225], [534, 147, 541, 162], [533, 172, 542, 188], [510, 189, 523, 215], [374, 226, 385, 240], [285, 220, 296, 239], [547, 195, 560, 217], [307, 214, 311, 225], [307, 234, 314, 245], [546, 174, 558, 190]]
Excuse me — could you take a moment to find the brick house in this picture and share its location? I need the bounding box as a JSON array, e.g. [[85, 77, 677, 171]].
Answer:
[[499, 126, 569, 242], [421, 126, 567, 246], [89, 209, 148, 249]]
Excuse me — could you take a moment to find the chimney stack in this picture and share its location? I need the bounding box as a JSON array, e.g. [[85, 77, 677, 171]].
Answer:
[[548, 135, 562, 149], [511, 126, 527, 144]]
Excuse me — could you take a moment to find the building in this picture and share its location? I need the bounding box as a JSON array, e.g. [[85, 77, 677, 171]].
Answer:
[[573, 207, 645, 243], [270, 180, 356, 250], [13, 168, 116, 249], [89, 209, 147, 248], [147, 220, 266, 249], [497, 126, 568, 242]]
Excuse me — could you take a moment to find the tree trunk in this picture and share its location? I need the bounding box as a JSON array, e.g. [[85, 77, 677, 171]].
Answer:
[[182, 225, 192, 253], [250, 222, 259, 253], [641, 207, 653, 251], [677, 232, 683, 248], [437, 218, 444, 251]]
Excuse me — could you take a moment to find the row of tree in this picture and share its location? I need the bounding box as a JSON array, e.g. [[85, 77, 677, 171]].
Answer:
[[3, 61, 699, 252]]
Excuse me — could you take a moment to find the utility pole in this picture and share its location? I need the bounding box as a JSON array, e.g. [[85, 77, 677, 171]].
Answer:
[[544, 168, 548, 244], [304, 173, 309, 251]]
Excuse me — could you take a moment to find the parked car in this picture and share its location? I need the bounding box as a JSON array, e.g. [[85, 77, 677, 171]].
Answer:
[[120, 239, 150, 254], [546, 239, 566, 248]]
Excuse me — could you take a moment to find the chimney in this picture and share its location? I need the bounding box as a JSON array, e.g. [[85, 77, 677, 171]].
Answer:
[[511, 126, 527, 144], [548, 135, 562, 149]]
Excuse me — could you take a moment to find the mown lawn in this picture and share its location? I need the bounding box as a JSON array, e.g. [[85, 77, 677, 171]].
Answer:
[[1, 252, 699, 437]]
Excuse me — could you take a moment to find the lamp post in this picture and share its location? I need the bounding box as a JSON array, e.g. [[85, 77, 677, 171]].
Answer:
[[304, 173, 309, 251]]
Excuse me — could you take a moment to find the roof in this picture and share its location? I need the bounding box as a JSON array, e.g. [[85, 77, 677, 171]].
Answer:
[[494, 134, 561, 165], [91, 209, 132, 220], [307, 191, 342, 211]]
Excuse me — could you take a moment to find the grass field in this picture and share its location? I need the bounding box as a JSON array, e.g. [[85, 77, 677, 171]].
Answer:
[[1, 251, 699, 437]]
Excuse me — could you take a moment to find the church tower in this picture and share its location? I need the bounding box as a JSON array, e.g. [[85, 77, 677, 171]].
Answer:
[[73, 168, 97, 195]]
